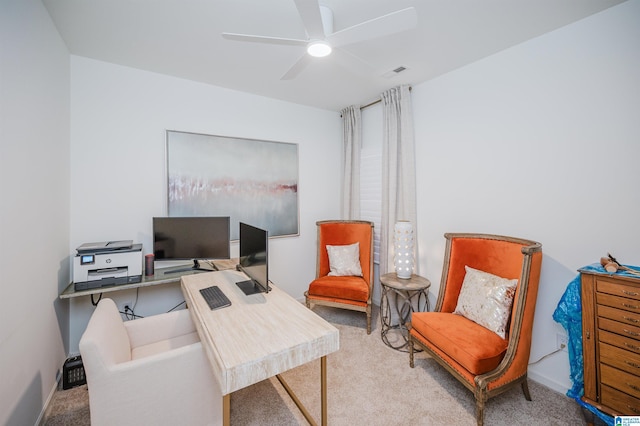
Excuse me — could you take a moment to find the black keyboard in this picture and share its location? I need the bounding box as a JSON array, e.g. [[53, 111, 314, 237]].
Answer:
[[199, 285, 231, 310]]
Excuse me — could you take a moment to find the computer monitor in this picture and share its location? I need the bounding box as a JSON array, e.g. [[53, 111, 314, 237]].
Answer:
[[236, 222, 270, 295], [153, 216, 230, 272]]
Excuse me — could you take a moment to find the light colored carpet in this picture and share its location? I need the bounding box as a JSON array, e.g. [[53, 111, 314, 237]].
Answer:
[[43, 305, 586, 425]]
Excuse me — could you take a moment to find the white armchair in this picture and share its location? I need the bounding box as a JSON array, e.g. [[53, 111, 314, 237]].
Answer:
[[79, 298, 222, 426]]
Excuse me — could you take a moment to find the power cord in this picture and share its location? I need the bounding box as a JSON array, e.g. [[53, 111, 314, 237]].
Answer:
[[117, 289, 186, 320], [90, 293, 102, 306], [121, 289, 142, 320], [119, 305, 144, 320], [167, 300, 186, 312], [529, 342, 566, 365]]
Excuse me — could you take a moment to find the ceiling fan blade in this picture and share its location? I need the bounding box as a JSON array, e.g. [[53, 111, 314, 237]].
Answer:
[[281, 54, 312, 80], [293, 0, 325, 39], [326, 7, 417, 48], [222, 32, 307, 47], [332, 49, 375, 77]]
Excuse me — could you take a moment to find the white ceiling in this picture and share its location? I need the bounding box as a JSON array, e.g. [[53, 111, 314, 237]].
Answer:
[[42, 0, 626, 111]]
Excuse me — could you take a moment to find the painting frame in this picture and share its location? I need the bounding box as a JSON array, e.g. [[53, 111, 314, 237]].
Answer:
[[166, 130, 299, 240]]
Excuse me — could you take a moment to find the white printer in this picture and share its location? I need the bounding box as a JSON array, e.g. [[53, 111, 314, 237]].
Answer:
[[73, 240, 143, 291]]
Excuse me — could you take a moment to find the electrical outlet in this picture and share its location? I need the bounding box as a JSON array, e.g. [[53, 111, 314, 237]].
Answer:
[[556, 333, 568, 351], [119, 300, 133, 314]]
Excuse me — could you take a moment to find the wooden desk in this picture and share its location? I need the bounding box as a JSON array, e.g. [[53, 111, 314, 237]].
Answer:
[[181, 270, 339, 426]]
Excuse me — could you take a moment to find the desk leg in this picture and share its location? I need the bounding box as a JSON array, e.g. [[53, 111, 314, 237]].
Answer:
[[223, 394, 230, 426], [276, 355, 328, 426], [321, 355, 327, 426]]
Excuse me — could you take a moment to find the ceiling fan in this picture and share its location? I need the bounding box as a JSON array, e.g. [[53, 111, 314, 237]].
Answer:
[[222, 0, 417, 80]]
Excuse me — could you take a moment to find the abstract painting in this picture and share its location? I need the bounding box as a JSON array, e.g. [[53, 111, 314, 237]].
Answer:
[[166, 130, 299, 240]]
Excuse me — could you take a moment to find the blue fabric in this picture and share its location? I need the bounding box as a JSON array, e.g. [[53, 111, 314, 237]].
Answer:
[[553, 272, 585, 399], [552, 263, 640, 426]]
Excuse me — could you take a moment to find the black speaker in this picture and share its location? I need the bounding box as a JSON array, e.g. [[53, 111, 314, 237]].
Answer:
[[62, 356, 86, 390]]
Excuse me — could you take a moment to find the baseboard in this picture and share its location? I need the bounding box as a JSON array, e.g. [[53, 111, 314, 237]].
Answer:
[[528, 370, 569, 396], [35, 374, 61, 426]]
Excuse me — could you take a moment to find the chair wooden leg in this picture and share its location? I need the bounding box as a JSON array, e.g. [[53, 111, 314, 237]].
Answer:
[[521, 378, 532, 401], [476, 398, 485, 426], [409, 335, 415, 368]]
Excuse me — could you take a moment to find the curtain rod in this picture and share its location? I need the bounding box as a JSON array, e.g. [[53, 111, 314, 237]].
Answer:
[[360, 98, 382, 110], [340, 86, 412, 116]]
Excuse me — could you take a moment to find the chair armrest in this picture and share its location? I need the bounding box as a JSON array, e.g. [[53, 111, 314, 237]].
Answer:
[[124, 308, 196, 348], [89, 342, 222, 425], [109, 341, 213, 386]]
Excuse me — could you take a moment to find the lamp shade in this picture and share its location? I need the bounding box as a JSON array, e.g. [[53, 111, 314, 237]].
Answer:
[[394, 221, 414, 279]]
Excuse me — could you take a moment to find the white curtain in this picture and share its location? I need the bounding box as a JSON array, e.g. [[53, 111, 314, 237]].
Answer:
[[380, 85, 418, 275], [341, 105, 361, 219]]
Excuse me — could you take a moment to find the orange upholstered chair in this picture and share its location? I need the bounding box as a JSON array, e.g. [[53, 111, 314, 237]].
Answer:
[[409, 233, 542, 426], [305, 220, 374, 334]]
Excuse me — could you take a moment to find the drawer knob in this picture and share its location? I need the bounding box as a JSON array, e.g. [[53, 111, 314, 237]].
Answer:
[[628, 383, 640, 392], [623, 290, 639, 296], [626, 361, 640, 369], [623, 316, 639, 324], [629, 405, 640, 414], [623, 303, 640, 310]]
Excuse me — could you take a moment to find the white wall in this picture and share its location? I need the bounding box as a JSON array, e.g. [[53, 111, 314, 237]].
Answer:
[[409, 0, 640, 393], [3, 3, 637, 423], [68, 56, 342, 352], [0, 0, 71, 424]]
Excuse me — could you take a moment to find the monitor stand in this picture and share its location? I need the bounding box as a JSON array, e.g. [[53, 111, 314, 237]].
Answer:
[[165, 259, 217, 274], [236, 279, 266, 296]]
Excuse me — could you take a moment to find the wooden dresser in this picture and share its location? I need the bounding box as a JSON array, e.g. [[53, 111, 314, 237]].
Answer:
[[580, 269, 640, 417]]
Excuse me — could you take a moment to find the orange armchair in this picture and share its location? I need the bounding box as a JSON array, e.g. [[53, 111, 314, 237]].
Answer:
[[409, 233, 542, 426], [305, 220, 374, 334]]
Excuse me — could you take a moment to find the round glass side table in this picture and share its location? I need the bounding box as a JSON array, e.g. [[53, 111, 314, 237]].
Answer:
[[379, 272, 431, 351]]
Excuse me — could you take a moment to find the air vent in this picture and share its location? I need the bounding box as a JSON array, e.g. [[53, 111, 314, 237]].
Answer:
[[382, 66, 408, 79]]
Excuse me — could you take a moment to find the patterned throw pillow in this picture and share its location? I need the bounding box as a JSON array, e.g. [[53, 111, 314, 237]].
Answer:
[[453, 266, 518, 338], [326, 242, 363, 277]]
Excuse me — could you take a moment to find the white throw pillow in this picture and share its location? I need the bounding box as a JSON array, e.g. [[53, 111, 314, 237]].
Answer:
[[326, 242, 363, 277], [453, 266, 518, 339]]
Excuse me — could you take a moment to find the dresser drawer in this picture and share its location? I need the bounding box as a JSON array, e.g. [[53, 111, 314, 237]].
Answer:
[[597, 293, 640, 314], [601, 384, 640, 416], [598, 305, 640, 328], [600, 342, 640, 375], [599, 317, 640, 341], [601, 363, 640, 399], [600, 330, 640, 355], [597, 278, 640, 301]]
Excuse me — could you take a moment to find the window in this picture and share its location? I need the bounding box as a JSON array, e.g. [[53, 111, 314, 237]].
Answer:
[[360, 106, 382, 263]]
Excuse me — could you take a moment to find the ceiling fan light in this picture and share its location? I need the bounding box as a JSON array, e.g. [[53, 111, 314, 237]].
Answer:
[[307, 41, 332, 58]]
